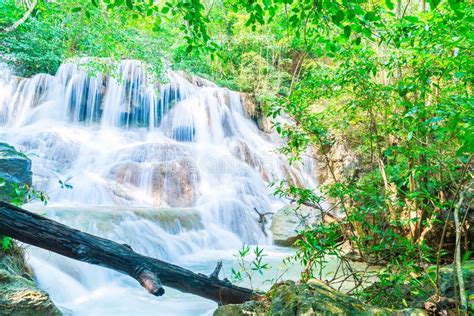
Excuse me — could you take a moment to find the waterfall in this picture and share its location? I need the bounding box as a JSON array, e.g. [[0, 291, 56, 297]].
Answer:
[[0, 60, 316, 315]]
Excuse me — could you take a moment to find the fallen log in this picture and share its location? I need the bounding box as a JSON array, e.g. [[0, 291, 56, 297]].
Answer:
[[0, 201, 256, 305]]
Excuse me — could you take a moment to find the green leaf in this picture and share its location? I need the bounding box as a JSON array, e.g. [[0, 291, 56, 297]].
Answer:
[[428, 0, 440, 9], [364, 11, 376, 21], [1, 237, 12, 251], [404, 16, 419, 23], [71, 7, 82, 12], [332, 10, 345, 25], [343, 25, 351, 38], [161, 6, 169, 14], [126, 0, 133, 9], [385, 0, 394, 10]]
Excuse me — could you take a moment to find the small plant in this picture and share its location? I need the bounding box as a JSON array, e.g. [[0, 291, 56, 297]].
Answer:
[[0, 178, 49, 252], [231, 245, 271, 290]]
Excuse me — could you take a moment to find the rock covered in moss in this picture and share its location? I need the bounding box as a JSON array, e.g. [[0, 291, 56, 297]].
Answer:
[[213, 300, 267, 316], [0, 142, 32, 201], [0, 244, 61, 315], [214, 280, 427, 316]]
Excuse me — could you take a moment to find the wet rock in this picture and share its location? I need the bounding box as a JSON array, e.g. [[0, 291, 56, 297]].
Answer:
[[108, 158, 200, 207], [214, 280, 427, 316], [120, 143, 192, 163], [271, 205, 321, 246], [241, 93, 272, 133], [213, 301, 267, 316], [24, 205, 204, 235], [0, 142, 32, 202], [229, 139, 269, 182], [17, 132, 79, 171], [0, 244, 61, 316]]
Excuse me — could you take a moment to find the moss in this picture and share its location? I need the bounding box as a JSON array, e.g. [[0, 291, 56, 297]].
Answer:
[[214, 280, 427, 316], [0, 243, 61, 316]]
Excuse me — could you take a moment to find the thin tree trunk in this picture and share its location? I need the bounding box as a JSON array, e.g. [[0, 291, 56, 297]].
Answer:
[[1, 0, 38, 32], [453, 191, 467, 311]]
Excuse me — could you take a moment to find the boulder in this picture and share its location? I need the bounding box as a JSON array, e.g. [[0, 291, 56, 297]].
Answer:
[[271, 205, 321, 246], [214, 280, 427, 316], [0, 142, 32, 202], [0, 244, 61, 316]]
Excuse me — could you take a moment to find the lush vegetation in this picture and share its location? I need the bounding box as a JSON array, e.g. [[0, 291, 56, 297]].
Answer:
[[1, 0, 472, 313]]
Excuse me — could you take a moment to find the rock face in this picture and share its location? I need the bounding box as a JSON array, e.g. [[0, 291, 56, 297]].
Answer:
[[241, 93, 272, 133], [0, 142, 32, 201], [271, 205, 321, 246], [108, 143, 201, 207], [108, 158, 200, 207], [229, 139, 270, 182], [0, 243, 61, 315], [315, 135, 359, 188], [313, 134, 359, 213], [214, 280, 427, 316]]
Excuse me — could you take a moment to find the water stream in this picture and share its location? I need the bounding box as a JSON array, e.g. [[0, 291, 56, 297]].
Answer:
[[0, 60, 317, 315]]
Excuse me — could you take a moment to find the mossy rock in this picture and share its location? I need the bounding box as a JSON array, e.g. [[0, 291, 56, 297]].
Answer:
[[214, 280, 427, 315], [0, 142, 32, 202], [0, 244, 61, 316]]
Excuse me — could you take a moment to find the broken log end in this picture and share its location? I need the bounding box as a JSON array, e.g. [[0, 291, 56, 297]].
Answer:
[[138, 270, 165, 297]]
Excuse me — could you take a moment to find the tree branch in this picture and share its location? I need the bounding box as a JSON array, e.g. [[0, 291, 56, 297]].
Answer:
[[1, 0, 38, 33]]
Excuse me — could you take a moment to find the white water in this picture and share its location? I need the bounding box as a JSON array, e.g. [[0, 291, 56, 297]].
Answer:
[[0, 60, 316, 315]]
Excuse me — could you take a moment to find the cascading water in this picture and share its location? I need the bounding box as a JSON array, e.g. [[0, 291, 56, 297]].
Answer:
[[0, 60, 316, 315]]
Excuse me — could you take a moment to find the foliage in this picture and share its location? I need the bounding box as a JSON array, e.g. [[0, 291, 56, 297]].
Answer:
[[231, 245, 271, 290], [0, 177, 48, 251], [264, 0, 473, 309], [0, 0, 173, 76]]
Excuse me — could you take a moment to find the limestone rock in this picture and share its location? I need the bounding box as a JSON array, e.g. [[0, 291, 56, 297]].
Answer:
[[315, 135, 359, 188], [108, 158, 200, 207], [271, 205, 321, 246], [229, 139, 270, 182], [313, 134, 359, 211], [0, 142, 32, 202]]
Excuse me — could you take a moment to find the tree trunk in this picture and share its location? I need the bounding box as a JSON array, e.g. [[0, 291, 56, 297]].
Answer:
[[0, 201, 256, 305]]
